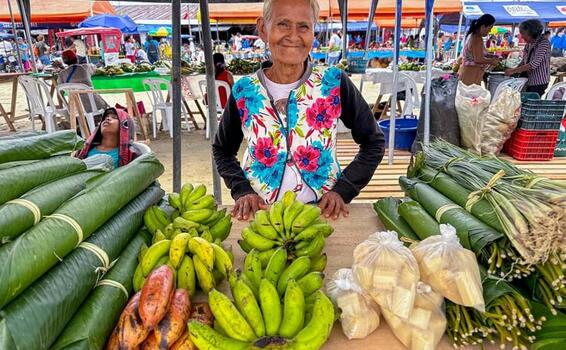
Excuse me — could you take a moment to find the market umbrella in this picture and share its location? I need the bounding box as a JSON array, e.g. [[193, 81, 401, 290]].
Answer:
[[78, 14, 137, 34], [489, 26, 509, 35], [149, 26, 172, 37]]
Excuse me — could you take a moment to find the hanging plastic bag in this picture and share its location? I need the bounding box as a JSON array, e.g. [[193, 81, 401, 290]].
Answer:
[[481, 86, 521, 155], [411, 224, 485, 312], [455, 82, 491, 153], [352, 231, 420, 320], [382, 282, 447, 350], [327, 268, 380, 340]]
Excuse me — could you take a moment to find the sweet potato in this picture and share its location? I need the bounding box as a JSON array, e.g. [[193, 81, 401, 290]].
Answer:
[[119, 292, 150, 350], [154, 289, 191, 349], [105, 327, 120, 350], [139, 265, 175, 329], [170, 331, 197, 350], [188, 302, 214, 327], [140, 332, 159, 350]]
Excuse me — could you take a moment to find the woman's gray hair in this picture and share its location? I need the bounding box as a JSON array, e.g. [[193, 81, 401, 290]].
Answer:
[[263, 0, 319, 25], [519, 19, 544, 40]]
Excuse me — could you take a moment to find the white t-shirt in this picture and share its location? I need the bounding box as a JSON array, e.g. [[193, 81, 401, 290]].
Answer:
[[263, 74, 317, 204], [74, 39, 87, 57], [125, 42, 135, 56], [328, 34, 342, 57]]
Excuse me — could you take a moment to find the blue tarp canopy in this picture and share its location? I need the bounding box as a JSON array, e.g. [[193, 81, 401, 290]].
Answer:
[[79, 14, 138, 34], [315, 21, 378, 33], [464, 2, 566, 23]]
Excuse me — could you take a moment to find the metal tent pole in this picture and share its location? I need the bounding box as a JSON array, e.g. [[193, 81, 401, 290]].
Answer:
[[454, 13, 463, 60], [423, 0, 435, 146], [387, 0, 402, 165], [172, 0, 182, 193], [199, 0, 222, 204], [16, 0, 37, 73], [340, 0, 348, 60], [359, 0, 379, 93], [6, 0, 23, 71]]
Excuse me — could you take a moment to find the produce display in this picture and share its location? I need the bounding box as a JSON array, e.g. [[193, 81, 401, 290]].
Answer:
[[228, 58, 261, 75], [93, 62, 155, 76]]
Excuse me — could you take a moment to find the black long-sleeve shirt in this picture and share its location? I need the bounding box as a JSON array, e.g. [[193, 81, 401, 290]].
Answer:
[[212, 71, 385, 203]]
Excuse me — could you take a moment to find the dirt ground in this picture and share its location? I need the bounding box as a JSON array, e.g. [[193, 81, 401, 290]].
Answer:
[[0, 74, 382, 204]]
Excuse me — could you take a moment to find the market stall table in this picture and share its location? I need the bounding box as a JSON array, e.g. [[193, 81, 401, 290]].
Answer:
[[0, 72, 29, 131], [92, 71, 168, 92], [223, 204, 495, 350]]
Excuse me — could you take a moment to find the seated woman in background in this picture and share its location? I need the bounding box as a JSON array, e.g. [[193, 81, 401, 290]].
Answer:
[[76, 108, 139, 168], [58, 50, 108, 118], [204, 53, 234, 109]]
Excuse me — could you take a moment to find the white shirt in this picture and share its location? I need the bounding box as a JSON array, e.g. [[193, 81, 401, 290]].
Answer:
[[254, 38, 265, 50], [263, 74, 317, 204], [125, 42, 135, 56], [74, 39, 87, 57], [328, 34, 342, 57], [0, 41, 12, 56]]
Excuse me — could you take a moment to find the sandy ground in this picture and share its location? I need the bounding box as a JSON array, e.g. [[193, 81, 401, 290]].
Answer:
[[0, 74, 384, 204]]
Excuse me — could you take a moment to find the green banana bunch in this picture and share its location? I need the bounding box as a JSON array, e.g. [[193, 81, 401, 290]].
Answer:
[[143, 205, 171, 234], [239, 191, 333, 267]]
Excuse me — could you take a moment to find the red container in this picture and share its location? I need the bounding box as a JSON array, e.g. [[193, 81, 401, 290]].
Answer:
[[504, 129, 559, 161]]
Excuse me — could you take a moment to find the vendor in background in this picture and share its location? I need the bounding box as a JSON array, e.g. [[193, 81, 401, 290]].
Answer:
[[204, 53, 234, 109], [34, 35, 50, 66], [144, 36, 160, 64], [76, 108, 138, 168], [16, 37, 31, 72], [125, 36, 136, 63], [550, 29, 564, 57], [213, 0, 385, 221], [69, 36, 87, 64], [458, 14, 499, 86], [505, 20, 551, 97]]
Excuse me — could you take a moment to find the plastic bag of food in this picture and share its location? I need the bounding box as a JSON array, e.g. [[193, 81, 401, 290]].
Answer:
[[327, 268, 380, 340], [353, 231, 420, 319], [481, 86, 521, 155], [411, 224, 485, 312], [455, 81, 491, 153], [382, 282, 447, 350]]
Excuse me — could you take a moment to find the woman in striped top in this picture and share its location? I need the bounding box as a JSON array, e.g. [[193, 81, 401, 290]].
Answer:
[[505, 19, 551, 97]]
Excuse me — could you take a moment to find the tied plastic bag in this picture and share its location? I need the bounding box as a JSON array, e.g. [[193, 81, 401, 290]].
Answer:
[[382, 282, 447, 350], [455, 82, 491, 153], [411, 224, 485, 312], [481, 86, 521, 155], [327, 268, 380, 340], [352, 231, 420, 320]]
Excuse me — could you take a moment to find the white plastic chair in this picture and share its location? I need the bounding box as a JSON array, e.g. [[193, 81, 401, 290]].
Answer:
[[491, 78, 528, 102], [376, 72, 420, 118], [199, 79, 231, 139], [181, 75, 207, 129], [57, 83, 105, 134], [18, 75, 69, 133], [546, 82, 566, 101], [143, 78, 190, 138]]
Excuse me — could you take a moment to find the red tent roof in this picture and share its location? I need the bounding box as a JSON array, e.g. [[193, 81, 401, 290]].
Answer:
[[0, 0, 115, 24]]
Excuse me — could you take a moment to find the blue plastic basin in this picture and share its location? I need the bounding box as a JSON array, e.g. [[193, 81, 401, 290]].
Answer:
[[378, 118, 418, 150]]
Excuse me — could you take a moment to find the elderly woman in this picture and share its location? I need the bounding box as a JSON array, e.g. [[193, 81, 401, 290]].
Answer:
[[213, 0, 385, 221], [505, 20, 551, 97]]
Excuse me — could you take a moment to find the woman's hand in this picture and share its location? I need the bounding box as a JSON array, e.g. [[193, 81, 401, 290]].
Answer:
[[504, 68, 515, 76], [489, 57, 500, 66], [231, 193, 267, 221], [318, 191, 349, 220]]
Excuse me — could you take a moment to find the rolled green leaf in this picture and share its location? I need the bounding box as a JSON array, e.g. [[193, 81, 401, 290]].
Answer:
[[0, 170, 105, 244], [0, 156, 87, 205], [373, 197, 419, 241], [0, 153, 164, 308], [50, 230, 152, 350], [0, 160, 39, 171], [0, 185, 162, 350], [399, 176, 503, 253], [398, 200, 440, 240], [0, 130, 84, 164]]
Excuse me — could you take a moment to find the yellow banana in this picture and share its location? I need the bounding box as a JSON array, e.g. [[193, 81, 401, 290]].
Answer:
[[277, 256, 311, 295], [244, 249, 263, 290], [282, 191, 297, 209], [239, 272, 259, 299], [278, 279, 305, 338], [264, 247, 288, 286], [200, 229, 214, 242], [293, 223, 334, 241], [193, 254, 215, 293], [259, 278, 282, 336], [214, 319, 229, 337], [188, 237, 215, 270], [233, 279, 266, 338], [210, 215, 232, 242], [169, 232, 191, 268], [188, 194, 216, 210], [295, 233, 325, 258], [208, 289, 256, 342], [180, 183, 194, 210], [269, 202, 285, 235], [168, 192, 182, 210], [177, 255, 197, 297], [138, 242, 148, 263], [152, 205, 171, 227], [152, 229, 167, 244], [211, 242, 233, 278], [153, 255, 170, 270], [309, 253, 328, 272], [283, 201, 304, 236], [141, 239, 171, 276], [291, 205, 321, 234], [187, 184, 207, 203], [241, 227, 277, 251], [173, 217, 200, 232], [297, 272, 324, 297], [163, 223, 175, 238], [254, 210, 279, 240], [182, 208, 215, 224], [132, 264, 145, 292], [258, 248, 277, 268], [293, 291, 335, 348], [188, 320, 250, 350]]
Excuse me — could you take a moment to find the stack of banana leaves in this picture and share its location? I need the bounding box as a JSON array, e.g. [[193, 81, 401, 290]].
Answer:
[[0, 133, 167, 350], [374, 140, 566, 349]]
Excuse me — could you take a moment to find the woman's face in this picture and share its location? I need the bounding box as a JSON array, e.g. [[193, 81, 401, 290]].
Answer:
[[257, 0, 314, 66], [520, 29, 532, 43], [101, 112, 120, 136], [480, 24, 494, 37]]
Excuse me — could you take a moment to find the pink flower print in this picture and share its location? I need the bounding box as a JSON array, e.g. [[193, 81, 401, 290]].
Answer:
[[306, 98, 338, 131], [293, 145, 320, 172], [325, 87, 341, 119], [254, 137, 278, 167], [237, 97, 250, 127]]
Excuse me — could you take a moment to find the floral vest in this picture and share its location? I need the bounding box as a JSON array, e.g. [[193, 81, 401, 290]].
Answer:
[[232, 64, 343, 204]]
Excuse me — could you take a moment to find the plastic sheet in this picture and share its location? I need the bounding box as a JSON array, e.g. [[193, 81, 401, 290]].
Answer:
[[0, 130, 84, 164]]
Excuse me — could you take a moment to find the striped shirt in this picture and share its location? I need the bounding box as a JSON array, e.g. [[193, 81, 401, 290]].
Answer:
[[520, 37, 551, 86]]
